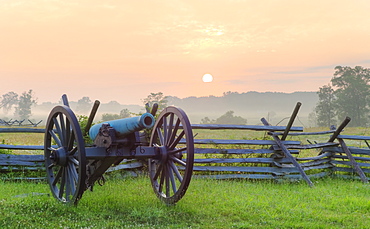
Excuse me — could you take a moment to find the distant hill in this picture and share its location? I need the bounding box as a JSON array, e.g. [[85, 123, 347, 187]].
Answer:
[[167, 91, 318, 125], [27, 91, 318, 126]]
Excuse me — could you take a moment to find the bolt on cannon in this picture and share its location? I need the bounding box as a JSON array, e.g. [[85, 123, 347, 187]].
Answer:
[[44, 94, 194, 205]]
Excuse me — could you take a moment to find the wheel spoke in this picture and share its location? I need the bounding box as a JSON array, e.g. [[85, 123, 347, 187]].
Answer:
[[166, 113, 174, 146], [69, 146, 78, 156], [67, 129, 75, 151], [169, 160, 183, 182], [159, 166, 165, 193], [52, 166, 63, 186], [49, 130, 62, 147], [59, 113, 66, 145], [69, 157, 79, 166], [163, 117, 168, 145], [65, 168, 71, 201], [68, 164, 76, 195], [152, 161, 163, 181], [53, 117, 63, 144], [69, 162, 79, 182], [165, 165, 170, 197], [58, 167, 66, 199], [66, 119, 71, 148], [168, 147, 187, 155], [156, 128, 165, 146], [167, 118, 181, 147], [169, 130, 185, 150], [168, 164, 177, 194], [170, 155, 186, 167]]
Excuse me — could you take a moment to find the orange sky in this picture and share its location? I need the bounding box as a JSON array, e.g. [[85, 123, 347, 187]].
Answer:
[[1, 0, 370, 105]]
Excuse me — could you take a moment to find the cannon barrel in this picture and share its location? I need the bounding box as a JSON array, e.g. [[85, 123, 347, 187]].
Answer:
[[89, 113, 155, 141]]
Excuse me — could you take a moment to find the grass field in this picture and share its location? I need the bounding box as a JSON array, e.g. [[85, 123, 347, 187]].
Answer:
[[1, 176, 370, 228], [1, 127, 370, 228]]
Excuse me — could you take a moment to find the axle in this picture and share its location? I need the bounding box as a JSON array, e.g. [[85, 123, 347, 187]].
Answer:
[[85, 144, 158, 160]]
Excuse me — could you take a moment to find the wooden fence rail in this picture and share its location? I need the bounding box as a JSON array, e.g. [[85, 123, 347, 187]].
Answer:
[[0, 128, 143, 179], [189, 118, 370, 185], [2, 120, 370, 184], [191, 124, 335, 184], [0, 119, 42, 127]]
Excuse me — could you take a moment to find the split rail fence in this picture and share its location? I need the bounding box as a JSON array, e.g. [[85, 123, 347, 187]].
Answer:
[[0, 128, 141, 180], [0, 119, 42, 127], [1, 103, 370, 185]]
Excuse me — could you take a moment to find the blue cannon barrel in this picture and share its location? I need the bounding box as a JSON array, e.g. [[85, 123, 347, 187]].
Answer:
[[89, 113, 155, 141]]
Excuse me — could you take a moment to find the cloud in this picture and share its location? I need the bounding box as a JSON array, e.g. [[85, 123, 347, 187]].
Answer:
[[271, 65, 335, 75], [225, 79, 247, 85]]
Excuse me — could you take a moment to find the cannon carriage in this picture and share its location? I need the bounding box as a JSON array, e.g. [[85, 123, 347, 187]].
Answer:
[[44, 95, 194, 205]]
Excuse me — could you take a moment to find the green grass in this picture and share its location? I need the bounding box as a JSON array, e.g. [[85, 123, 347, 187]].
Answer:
[[1, 127, 370, 228], [1, 176, 370, 228]]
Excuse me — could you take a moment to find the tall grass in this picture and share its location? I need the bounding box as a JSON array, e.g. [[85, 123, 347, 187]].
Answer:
[[0, 132, 44, 146], [1, 176, 370, 228], [0, 131, 44, 155]]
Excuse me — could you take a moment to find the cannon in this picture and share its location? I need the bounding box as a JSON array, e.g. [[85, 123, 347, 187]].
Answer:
[[44, 95, 194, 205]]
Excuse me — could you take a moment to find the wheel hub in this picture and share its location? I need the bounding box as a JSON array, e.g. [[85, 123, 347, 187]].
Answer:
[[158, 146, 168, 162], [50, 147, 68, 166]]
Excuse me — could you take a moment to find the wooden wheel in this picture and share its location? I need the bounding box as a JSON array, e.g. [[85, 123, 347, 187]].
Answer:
[[149, 106, 194, 205], [44, 105, 86, 205]]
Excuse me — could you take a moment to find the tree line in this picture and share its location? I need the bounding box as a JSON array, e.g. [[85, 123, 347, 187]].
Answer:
[[142, 92, 248, 125], [0, 90, 37, 120], [314, 66, 370, 127], [0, 91, 167, 123]]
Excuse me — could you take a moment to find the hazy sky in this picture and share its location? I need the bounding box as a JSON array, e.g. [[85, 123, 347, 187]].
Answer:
[[1, 0, 370, 105]]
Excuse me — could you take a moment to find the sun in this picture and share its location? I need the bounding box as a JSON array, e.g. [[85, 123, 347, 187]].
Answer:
[[202, 74, 213, 83]]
